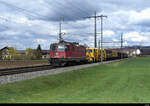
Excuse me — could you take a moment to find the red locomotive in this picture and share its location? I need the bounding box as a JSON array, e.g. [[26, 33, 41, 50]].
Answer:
[[49, 40, 86, 66]]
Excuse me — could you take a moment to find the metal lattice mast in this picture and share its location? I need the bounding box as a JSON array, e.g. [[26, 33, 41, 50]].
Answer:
[[100, 15, 107, 62], [85, 12, 107, 48]]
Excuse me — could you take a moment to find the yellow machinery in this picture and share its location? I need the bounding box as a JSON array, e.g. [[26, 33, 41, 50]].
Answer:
[[86, 48, 106, 62], [96, 48, 106, 61], [86, 48, 96, 62]]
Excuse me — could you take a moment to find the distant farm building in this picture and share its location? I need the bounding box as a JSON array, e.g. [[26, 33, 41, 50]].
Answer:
[[42, 50, 50, 59], [0, 47, 13, 60]]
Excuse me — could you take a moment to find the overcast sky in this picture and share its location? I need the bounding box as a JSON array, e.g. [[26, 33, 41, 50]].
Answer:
[[0, 0, 150, 50]]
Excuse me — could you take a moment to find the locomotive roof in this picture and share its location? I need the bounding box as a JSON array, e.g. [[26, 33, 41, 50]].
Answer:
[[52, 40, 85, 47]]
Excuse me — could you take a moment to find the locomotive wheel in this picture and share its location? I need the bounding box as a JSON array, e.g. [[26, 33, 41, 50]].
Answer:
[[59, 63, 66, 67]]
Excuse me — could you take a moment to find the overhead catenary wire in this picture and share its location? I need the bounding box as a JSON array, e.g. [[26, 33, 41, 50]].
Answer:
[[0, 0, 92, 25], [0, 1, 48, 20], [44, 0, 90, 21], [0, 1, 61, 35], [44, 0, 93, 32], [64, 0, 91, 17], [0, 0, 147, 49], [0, 0, 92, 35]]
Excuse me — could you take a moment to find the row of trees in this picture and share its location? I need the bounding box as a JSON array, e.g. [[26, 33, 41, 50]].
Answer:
[[25, 45, 42, 60], [0, 45, 43, 60]]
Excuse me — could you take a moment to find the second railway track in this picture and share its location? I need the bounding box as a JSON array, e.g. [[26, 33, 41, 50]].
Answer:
[[0, 65, 54, 76]]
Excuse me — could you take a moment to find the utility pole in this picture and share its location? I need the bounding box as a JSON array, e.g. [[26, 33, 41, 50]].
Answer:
[[86, 11, 106, 48], [98, 40, 100, 49], [59, 17, 64, 42], [121, 33, 123, 49], [100, 15, 107, 62], [121, 33, 123, 59], [94, 12, 97, 48], [98, 40, 100, 61]]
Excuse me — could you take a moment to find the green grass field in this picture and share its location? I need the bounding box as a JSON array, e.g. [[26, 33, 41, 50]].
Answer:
[[0, 57, 150, 103]]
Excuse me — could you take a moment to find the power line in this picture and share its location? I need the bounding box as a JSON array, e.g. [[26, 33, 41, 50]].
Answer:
[[85, 11, 106, 48], [0, 1, 47, 20], [0, 16, 55, 32], [64, 0, 90, 17], [0, 0, 76, 22], [43, 0, 89, 32], [44, 0, 95, 32], [86, 12, 107, 62], [0, 0, 93, 38], [54, 0, 90, 20], [0, 0, 94, 34], [0, 23, 9, 30], [43, 0, 74, 21], [45, 0, 89, 21]]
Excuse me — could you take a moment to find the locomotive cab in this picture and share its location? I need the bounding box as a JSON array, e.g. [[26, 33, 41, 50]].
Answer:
[[50, 44, 68, 58], [50, 44, 68, 66]]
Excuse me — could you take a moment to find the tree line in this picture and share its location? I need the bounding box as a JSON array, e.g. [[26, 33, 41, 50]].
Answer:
[[0, 44, 43, 60]]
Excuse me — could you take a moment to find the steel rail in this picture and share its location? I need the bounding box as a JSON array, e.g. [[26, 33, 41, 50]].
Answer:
[[0, 65, 54, 76]]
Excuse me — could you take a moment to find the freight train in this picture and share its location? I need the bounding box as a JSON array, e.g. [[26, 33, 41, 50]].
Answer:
[[49, 40, 128, 66]]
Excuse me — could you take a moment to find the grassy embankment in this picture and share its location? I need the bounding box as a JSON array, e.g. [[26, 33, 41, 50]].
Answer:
[[0, 57, 150, 103]]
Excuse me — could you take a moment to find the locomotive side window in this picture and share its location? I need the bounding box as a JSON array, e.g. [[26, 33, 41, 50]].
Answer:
[[77, 47, 80, 51], [65, 46, 68, 51], [82, 48, 85, 52], [72, 46, 75, 51], [51, 45, 57, 51], [58, 45, 68, 52], [67, 45, 70, 51]]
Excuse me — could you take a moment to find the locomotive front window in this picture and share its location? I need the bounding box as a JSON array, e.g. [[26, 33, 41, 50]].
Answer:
[[58, 45, 68, 52]]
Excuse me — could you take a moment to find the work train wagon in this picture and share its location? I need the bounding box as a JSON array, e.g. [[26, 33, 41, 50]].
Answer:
[[86, 48, 106, 62]]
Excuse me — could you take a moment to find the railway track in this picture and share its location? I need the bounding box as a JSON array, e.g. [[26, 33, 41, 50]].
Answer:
[[0, 58, 130, 85], [0, 65, 54, 76], [0, 58, 129, 77]]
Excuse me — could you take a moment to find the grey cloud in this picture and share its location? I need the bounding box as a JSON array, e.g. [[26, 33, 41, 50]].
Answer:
[[1, 0, 150, 49], [135, 19, 150, 27], [45, 0, 101, 21]]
